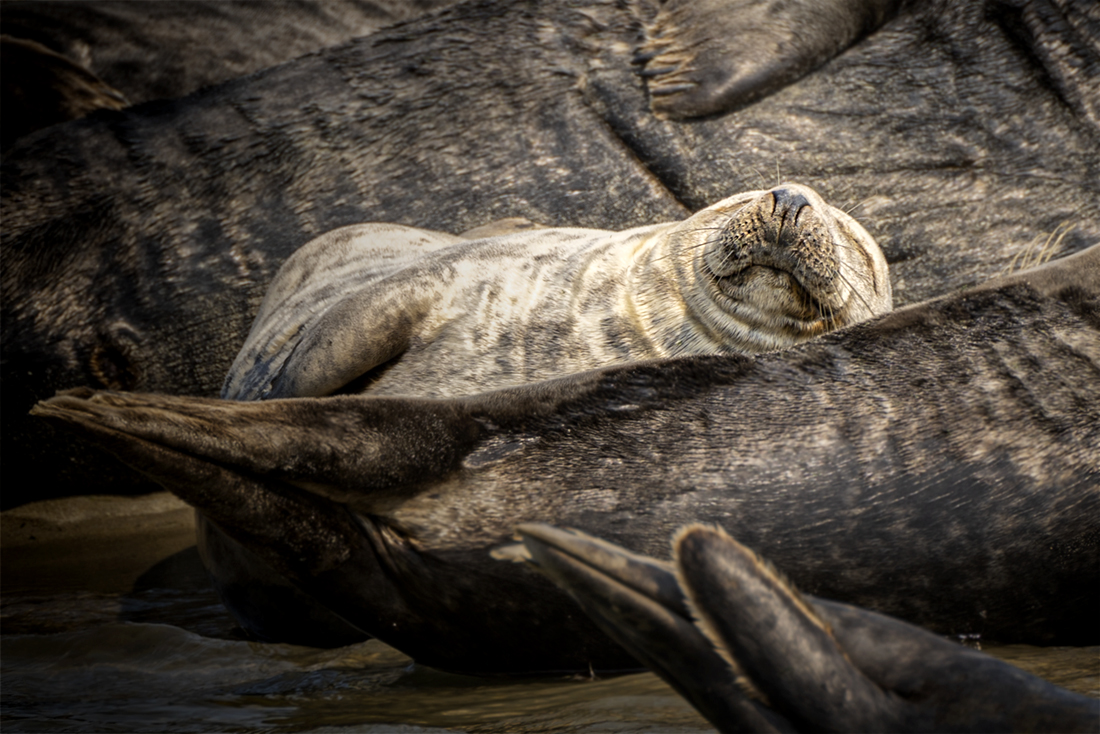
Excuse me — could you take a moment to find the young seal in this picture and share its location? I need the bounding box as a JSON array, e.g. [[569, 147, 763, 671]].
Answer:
[[30, 246, 1100, 669], [224, 183, 891, 401], [515, 524, 1100, 733]]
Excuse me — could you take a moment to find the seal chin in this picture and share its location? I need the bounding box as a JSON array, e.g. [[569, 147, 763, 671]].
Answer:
[[709, 264, 848, 345]]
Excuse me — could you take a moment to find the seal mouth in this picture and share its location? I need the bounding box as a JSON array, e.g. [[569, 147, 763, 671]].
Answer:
[[714, 263, 840, 331]]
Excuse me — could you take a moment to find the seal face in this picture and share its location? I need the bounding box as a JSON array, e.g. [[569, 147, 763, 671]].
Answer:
[[225, 183, 890, 400]]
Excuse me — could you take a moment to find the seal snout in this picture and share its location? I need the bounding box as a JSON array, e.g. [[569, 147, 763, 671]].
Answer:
[[769, 186, 813, 227], [704, 184, 837, 285], [687, 183, 891, 350]]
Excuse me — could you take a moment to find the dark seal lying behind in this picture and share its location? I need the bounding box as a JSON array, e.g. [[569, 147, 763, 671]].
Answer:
[[31, 246, 1100, 670], [0, 0, 459, 150], [515, 523, 1100, 734], [4, 0, 1097, 507]]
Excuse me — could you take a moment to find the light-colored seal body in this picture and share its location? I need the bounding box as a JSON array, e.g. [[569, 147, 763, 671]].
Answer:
[[225, 184, 890, 400]]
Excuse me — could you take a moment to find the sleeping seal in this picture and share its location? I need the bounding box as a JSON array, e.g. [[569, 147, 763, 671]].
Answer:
[[30, 245, 1100, 669], [516, 524, 1100, 733], [225, 183, 890, 400]]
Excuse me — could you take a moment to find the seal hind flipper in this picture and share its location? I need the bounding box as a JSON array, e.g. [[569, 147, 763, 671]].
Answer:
[[637, 0, 902, 119], [673, 525, 909, 732], [31, 388, 482, 514], [516, 523, 794, 733], [517, 523, 1100, 733]]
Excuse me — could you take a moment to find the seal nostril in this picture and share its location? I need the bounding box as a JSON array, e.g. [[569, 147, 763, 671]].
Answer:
[[771, 188, 812, 229]]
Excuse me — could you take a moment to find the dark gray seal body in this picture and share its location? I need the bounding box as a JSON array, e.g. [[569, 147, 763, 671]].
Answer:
[[3, 0, 1097, 507], [0, 0, 459, 150], [516, 524, 1100, 733], [225, 185, 890, 401], [32, 246, 1100, 670]]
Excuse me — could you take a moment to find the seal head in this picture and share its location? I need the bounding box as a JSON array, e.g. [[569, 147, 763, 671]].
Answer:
[[661, 183, 890, 354]]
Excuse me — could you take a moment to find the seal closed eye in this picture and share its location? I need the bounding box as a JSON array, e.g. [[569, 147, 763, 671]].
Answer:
[[224, 183, 890, 401]]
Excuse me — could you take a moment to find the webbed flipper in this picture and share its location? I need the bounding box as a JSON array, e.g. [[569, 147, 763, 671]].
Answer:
[[637, 0, 901, 118], [516, 523, 1100, 733], [224, 223, 462, 400]]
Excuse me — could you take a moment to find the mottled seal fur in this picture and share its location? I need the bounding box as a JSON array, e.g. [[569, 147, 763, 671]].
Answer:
[[516, 524, 1100, 733], [0, 0, 461, 149], [225, 184, 890, 400], [31, 245, 1100, 670]]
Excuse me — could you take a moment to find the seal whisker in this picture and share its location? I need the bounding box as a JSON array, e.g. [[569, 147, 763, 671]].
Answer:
[[650, 235, 727, 262], [832, 263, 877, 316], [843, 196, 875, 216]]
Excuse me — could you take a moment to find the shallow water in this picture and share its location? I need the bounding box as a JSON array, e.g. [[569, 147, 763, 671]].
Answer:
[[2, 496, 1097, 733]]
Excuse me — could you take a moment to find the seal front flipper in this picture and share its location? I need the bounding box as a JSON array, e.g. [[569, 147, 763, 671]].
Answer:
[[637, 0, 902, 119], [224, 223, 463, 400]]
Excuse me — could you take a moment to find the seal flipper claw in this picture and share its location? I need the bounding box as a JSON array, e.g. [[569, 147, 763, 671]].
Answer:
[[639, 0, 902, 119]]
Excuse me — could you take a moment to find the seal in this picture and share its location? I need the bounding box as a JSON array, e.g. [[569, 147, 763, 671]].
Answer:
[[0, 35, 128, 152], [0, 0, 462, 150], [30, 245, 1100, 670], [224, 183, 891, 401], [5, 0, 1096, 508], [515, 523, 1100, 733]]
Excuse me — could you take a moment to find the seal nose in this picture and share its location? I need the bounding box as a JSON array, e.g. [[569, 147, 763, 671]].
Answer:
[[770, 187, 812, 226]]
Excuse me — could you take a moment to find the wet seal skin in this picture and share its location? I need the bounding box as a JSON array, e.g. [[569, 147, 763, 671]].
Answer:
[[224, 184, 890, 401], [4, 0, 1097, 507], [30, 246, 1100, 669], [515, 523, 1100, 733]]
